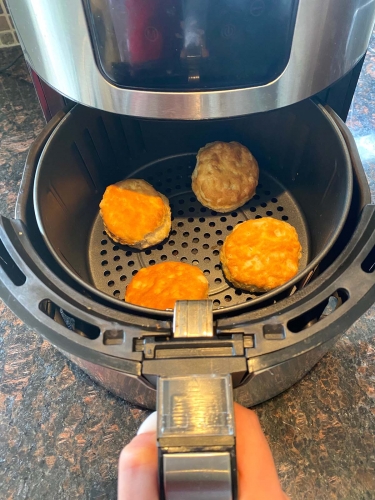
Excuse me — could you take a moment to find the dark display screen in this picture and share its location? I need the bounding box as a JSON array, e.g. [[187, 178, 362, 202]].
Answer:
[[85, 0, 299, 90]]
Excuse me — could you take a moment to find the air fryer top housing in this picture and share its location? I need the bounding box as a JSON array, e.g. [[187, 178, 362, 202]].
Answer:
[[7, 0, 375, 119]]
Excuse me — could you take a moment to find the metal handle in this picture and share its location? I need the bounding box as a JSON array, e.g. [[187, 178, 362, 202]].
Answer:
[[157, 301, 237, 500]]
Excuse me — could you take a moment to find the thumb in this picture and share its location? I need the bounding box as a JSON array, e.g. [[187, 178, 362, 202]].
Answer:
[[118, 412, 158, 500]]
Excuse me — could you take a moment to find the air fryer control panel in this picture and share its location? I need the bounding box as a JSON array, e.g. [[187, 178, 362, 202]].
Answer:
[[85, 0, 298, 90]]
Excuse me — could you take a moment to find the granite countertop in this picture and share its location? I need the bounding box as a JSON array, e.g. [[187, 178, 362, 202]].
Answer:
[[0, 37, 374, 499]]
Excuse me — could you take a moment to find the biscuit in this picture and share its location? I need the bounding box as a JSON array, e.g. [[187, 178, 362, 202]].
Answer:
[[99, 179, 171, 249], [192, 141, 259, 212], [125, 261, 209, 310], [221, 218, 302, 292]]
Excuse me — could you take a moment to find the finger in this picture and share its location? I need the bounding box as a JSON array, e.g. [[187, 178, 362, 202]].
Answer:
[[235, 403, 288, 500], [118, 431, 158, 500], [137, 411, 157, 435]]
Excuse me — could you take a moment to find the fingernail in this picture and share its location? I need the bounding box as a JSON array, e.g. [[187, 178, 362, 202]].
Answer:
[[137, 411, 157, 435]]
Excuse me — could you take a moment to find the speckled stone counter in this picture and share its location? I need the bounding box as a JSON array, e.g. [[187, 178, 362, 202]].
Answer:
[[0, 38, 374, 500]]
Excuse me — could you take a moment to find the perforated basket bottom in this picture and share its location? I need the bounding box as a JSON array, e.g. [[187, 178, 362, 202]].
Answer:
[[89, 154, 309, 310]]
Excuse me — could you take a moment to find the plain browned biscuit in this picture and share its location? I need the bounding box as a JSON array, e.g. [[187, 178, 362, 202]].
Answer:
[[192, 141, 259, 212]]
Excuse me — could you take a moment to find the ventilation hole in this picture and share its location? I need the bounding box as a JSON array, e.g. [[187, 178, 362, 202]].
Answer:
[[181, 257, 187, 262], [226, 226, 233, 231], [203, 244, 209, 249], [211, 210, 218, 216], [264, 190, 271, 195], [108, 280, 115, 287], [113, 290, 120, 297], [362, 245, 375, 273], [204, 270, 210, 275], [189, 207, 195, 212], [231, 212, 238, 217], [166, 187, 171, 194], [183, 232, 189, 237], [271, 198, 278, 203], [277, 206, 284, 212], [157, 245, 163, 250], [188, 217, 194, 223], [220, 217, 227, 222], [215, 278, 222, 284], [261, 202, 267, 208], [178, 222, 184, 227], [101, 260, 108, 266], [266, 211, 273, 216], [213, 250, 219, 256], [199, 217, 205, 223], [217, 240, 223, 246], [175, 184, 181, 189], [213, 300, 221, 306], [178, 210, 184, 216], [114, 255, 120, 261], [288, 289, 348, 333], [253, 195, 260, 200], [255, 215, 262, 219], [182, 242, 188, 248], [246, 297, 252, 301], [282, 215, 289, 221], [194, 227, 200, 233], [193, 238, 199, 243], [204, 233, 210, 239], [101, 239, 107, 245], [128, 261, 135, 267], [104, 270, 110, 277], [171, 230, 177, 236], [250, 207, 256, 212], [200, 207, 207, 213], [100, 250, 107, 256], [161, 255, 167, 261], [178, 199, 184, 205], [216, 230, 222, 236], [235, 289, 243, 296], [172, 250, 179, 256], [144, 249, 151, 256], [120, 275, 127, 281], [209, 222, 215, 227], [149, 260, 156, 265], [191, 248, 198, 255], [169, 240, 175, 246], [224, 295, 232, 302], [116, 265, 123, 271], [204, 257, 211, 263], [215, 264, 221, 270], [103, 231, 107, 235], [190, 197, 196, 202], [113, 245, 119, 251], [237, 221, 243, 225], [192, 260, 199, 265], [132, 270, 138, 276]]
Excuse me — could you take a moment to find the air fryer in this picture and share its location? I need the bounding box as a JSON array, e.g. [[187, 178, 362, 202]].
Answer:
[[2, 0, 375, 498]]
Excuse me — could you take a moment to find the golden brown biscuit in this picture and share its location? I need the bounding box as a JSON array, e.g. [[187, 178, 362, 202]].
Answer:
[[125, 261, 209, 310], [99, 179, 171, 249], [221, 218, 302, 292], [192, 141, 259, 212]]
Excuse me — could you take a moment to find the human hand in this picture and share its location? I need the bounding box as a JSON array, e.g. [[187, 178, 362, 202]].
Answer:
[[118, 403, 288, 499]]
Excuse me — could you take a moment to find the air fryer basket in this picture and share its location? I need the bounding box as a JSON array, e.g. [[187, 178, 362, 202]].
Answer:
[[34, 99, 352, 314]]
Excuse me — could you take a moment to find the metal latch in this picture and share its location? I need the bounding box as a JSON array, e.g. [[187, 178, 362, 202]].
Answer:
[[173, 300, 213, 338]]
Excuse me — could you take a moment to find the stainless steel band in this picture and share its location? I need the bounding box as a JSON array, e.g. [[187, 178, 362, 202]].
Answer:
[[157, 301, 237, 500], [8, 0, 375, 119]]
